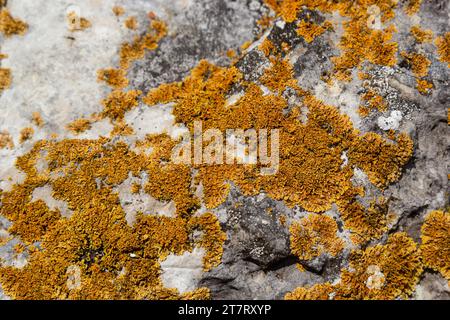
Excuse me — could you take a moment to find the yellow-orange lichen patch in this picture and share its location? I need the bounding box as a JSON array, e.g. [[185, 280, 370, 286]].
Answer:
[[0, 7, 421, 298], [0, 67, 11, 90], [97, 68, 129, 89], [111, 120, 134, 137], [0, 130, 14, 149], [264, 1, 399, 81], [336, 193, 388, 244], [421, 210, 450, 281], [143, 83, 182, 106], [66, 118, 92, 134], [141, 58, 411, 217], [112, 6, 125, 17], [416, 79, 433, 95], [226, 49, 236, 59], [285, 283, 334, 300], [448, 108, 450, 125], [240, 41, 252, 51], [8, 199, 61, 244], [332, 21, 398, 81], [336, 232, 423, 299], [19, 127, 34, 144], [188, 212, 227, 271], [401, 51, 433, 94], [100, 89, 142, 121], [125, 16, 138, 30], [288, 232, 423, 300], [259, 38, 276, 57], [347, 132, 413, 189], [401, 51, 431, 78], [361, 89, 387, 114], [131, 182, 141, 194], [0, 8, 27, 37], [264, 0, 301, 23], [0, 134, 221, 299], [435, 32, 450, 68], [410, 25, 433, 44], [260, 57, 299, 94], [405, 0, 422, 16], [119, 19, 167, 70], [31, 112, 44, 127], [296, 20, 329, 43], [290, 214, 344, 261], [67, 11, 91, 32]]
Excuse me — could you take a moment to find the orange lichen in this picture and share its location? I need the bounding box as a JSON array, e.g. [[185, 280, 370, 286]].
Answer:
[[0, 130, 14, 149], [401, 51, 433, 94], [31, 112, 44, 127], [264, 1, 399, 81], [140, 58, 411, 217], [264, 0, 301, 23], [361, 89, 387, 114], [421, 210, 450, 282], [226, 49, 236, 59], [416, 79, 433, 95], [332, 21, 398, 81], [285, 283, 334, 300], [335, 232, 422, 299], [112, 6, 125, 17], [0, 67, 11, 90], [7, 199, 61, 244], [97, 68, 129, 89], [410, 25, 433, 44], [119, 19, 167, 70], [67, 11, 91, 32], [13, 243, 26, 254], [279, 214, 286, 226], [66, 118, 92, 134], [290, 214, 344, 261], [286, 232, 423, 300], [259, 38, 276, 57], [111, 120, 134, 137], [435, 33, 450, 68], [131, 183, 141, 194], [405, 0, 422, 15], [296, 20, 327, 43], [19, 127, 34, 143], [260, 57, 299, 93], [401, 51, 431, 78], [0, 8, 28, 37], [188, 213, 227, 271], [347, 132, 413, 189], [0, 135, 218, 299], [100, 90, 142, 121], [256, 14, 273, 31], [0, 4, 422, 299], [125, 16, 138, 30], [358, 106, 370, 117], [336, 193, 389, 244]]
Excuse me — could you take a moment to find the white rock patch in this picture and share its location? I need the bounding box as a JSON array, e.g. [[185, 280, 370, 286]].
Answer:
[[314, 81, 362, 129], [31, 185, 73, 218], [377, 110, 402, 131], [125, 103, 188, 140], [160, 247, 206, 294], [113, 174, 176, 226], [0, 166, 26, 193]]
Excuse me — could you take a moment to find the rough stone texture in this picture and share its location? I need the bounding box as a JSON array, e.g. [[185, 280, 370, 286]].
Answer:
[[0, 0, 449, 300]]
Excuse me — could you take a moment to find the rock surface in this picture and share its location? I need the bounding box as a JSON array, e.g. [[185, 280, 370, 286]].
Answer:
[[0, 0, 449, 300]]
